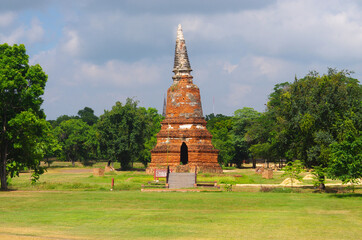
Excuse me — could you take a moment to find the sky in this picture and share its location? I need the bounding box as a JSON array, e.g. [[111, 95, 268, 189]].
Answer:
[[1, 0, 362, 120]]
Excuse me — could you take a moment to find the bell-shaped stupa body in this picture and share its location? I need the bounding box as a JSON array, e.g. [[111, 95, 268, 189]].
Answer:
[[146, 25, 222, 174]]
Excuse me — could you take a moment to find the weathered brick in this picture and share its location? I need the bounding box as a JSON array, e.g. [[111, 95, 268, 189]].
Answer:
[[146, 25, 222, 174]]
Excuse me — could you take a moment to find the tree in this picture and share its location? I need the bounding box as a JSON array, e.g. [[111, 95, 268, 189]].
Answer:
[[42, 122, 62, 167], [78, 107, 98, 126], [232, 107, 261, 167], [328, 119, 362, 186], [246, 83, 292, 168], [262, 69, 361, 189], [97, 98, 149, 170], [0, 43, 48, 190], [7, 111, 51, 182], [51, 115, 74, 128], [282, 160, 304, 189], [208, 118, 235, 166], [56, 119, 97, 166], [141, 108, 163, 167]]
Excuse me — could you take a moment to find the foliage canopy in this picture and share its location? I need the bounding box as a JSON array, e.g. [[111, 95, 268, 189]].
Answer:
[[0, 43, 48, 190]]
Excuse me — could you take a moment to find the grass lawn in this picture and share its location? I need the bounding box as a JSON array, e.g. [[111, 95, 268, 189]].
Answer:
[[1, 162, 361, 239], [9, 161, 347, 192], [0, 191, 361, 240]]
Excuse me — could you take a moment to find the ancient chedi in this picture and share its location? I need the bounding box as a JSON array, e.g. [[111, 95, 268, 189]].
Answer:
[[146, 24, 222, 173]]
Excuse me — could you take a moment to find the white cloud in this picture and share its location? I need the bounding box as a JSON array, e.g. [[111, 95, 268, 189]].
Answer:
[[0, 12, 16, 27], [178, 0, 362, 63], [251, 56, 287, 79], [0, 26, 24, 44], [223, 62, 238, 74], [27, 18, 44, 43], [0, 16, 44, 45], [227, 84, 252, 106], [78, 60, 163, 87], [61, 29, 80, 56], [13, 0, 362, 118]]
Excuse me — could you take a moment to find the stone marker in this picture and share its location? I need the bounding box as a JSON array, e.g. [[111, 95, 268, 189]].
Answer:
[[168, 172, 196, 189], [93, 168, 104, 176], [262, 169, 273, 179]]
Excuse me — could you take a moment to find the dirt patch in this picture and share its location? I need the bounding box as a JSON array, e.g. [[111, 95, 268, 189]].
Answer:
[[0, 227, 82, 240], [223, 169, 241, 173], [141, 188, 221, 192], [58, 169, 93, 174], [280, 178, 302, 186]]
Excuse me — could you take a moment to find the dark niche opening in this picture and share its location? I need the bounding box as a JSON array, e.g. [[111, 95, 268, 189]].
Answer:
[[180, 142, 188, 165]]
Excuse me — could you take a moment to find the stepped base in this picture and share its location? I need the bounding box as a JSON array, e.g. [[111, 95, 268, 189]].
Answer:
[[145, 163, 222, 174]]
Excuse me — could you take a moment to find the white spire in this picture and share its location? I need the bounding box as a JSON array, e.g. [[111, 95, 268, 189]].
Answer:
[[173, 24, 192, 79], [177, 24, 184, 40]]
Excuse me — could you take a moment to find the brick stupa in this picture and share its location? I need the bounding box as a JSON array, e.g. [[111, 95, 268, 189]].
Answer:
[[146, 25, 222, 174]]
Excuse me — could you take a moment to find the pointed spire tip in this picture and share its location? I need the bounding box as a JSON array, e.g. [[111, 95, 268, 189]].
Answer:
[[177, 24, 184, 40], [173, 24, 191, 78]]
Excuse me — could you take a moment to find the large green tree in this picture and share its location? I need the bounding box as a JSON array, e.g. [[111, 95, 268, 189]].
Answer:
[[56, 119, 98, 166], [246, 84, 291, 167], [97, 98, 150, 170], [78, 107, 98, 126], [259, 69, 362, 188], [232, 107, 261, 167], [141, 107, 163, 167], [206, 114, 234, 166], [328, 118, 362, 185], [0, 43, 48, 190], [206, 109, 261, 168], [42, 122, 62, 167]]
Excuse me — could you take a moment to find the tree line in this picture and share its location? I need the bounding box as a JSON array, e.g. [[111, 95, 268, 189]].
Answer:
[[46, 101, 162, 170], [206, 69, 361, 189], [1, 43, 361, 190]]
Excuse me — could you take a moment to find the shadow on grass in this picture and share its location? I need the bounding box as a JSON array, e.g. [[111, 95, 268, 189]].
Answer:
[[330, 193, 362, 198], [115, 168, 145, 172], [0, 188, 18, 192]]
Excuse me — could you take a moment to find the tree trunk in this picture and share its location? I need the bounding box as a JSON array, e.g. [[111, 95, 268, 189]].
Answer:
[[0, 141, 8, 190], [252, 158, 256, 169], [0, 157, 7, 190], [319, 175, 325, 190], [1, 116, 8, 190]]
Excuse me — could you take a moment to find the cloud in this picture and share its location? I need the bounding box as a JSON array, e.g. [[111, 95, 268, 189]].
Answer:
[[76, 0, 275, 15], [0, 16, 44, 45], [27, 18, 44, 43], [175, 0, 362, 64], [0, 0, 50, 12], [7, 0, 362, 119], [78, 60, 163, 87], [227, 84, 252, 106], [223, 62, 238, 74], [60, 29, 80, 56], [0, 12, 16, 27], [31, 38, 170, 119]]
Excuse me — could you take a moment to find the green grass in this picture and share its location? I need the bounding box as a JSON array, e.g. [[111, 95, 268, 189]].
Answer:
[[2, 163, 361, 239], [0, 191, 361, 239], [8, 162, 346, 192], [10, 170, 154, 191]]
